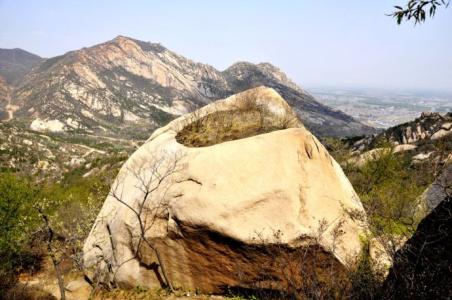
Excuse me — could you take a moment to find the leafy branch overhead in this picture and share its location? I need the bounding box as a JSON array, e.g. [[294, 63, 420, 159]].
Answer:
[[390, 0, 450, 24]]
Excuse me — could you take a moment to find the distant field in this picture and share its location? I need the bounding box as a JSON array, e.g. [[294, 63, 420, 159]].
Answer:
[[309, 88, 452, 128]]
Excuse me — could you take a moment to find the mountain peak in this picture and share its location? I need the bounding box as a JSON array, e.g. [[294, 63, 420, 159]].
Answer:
[[223, 60, 305, 95], [107, 35, 166, 54], [225, 61, 278, 71], [224, 61, 286, 80], [0, 48, 41, 60], [113, 35, 132, 41], [106, 35, 139, 47]]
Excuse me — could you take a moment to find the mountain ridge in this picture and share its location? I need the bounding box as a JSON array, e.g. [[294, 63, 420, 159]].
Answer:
[[6, 36, 375, 138]]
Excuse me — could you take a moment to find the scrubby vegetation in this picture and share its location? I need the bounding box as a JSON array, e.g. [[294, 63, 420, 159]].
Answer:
[[319, 137, 449, 299], [345, 150, 433, 235], [325, 137, 440, 234], [0, 155, 122, 298], [0, 174, 41, 291]]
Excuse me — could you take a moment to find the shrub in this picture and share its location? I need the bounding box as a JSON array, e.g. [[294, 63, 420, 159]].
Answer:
[[0, 173, 41, 291], [342, 149, 432, 237]]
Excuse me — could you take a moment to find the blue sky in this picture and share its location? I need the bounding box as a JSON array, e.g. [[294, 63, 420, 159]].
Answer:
[[1, 0, 451, 92]]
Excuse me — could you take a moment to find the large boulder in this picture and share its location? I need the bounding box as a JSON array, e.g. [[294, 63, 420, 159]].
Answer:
[[83, 87, 369, 294]]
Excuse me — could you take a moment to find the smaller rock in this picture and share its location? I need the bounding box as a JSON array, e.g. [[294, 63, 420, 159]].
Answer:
[[37, 160, 50, 170], [22, 139, 33, 146], [431, 128, 452, 140], [65, 279, 92, 300], [30, 118, 65, 132], [393, 144, 417, 153], [69, 157, 86, 167], [83, 167, 99, 178], [412, 152, 434, 163]]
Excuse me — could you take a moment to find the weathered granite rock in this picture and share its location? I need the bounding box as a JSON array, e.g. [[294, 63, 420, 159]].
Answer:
[[83, 87, 369, 293]]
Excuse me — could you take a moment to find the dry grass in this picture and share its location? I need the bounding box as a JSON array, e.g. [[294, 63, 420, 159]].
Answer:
[[176, 108, 295, 147]]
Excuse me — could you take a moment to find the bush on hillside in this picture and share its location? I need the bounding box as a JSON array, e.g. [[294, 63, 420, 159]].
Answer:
[[0, 162, 115, 294], [0, 174, 41, 292]]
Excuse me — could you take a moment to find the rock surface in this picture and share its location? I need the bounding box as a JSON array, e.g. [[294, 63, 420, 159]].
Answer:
[[347, 144, 417, 167], [414, 164, 452, 220], [83, 87, 368, 294]]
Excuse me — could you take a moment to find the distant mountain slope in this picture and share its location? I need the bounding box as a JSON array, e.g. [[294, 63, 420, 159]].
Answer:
[[223, 62, 371, 137], [0, 48, 42, 85], [11, 36, 374, 138], [0, 76, 9, 120]]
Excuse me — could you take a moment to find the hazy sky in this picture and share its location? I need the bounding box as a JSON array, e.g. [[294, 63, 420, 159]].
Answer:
[[1, 0, 451, 92]]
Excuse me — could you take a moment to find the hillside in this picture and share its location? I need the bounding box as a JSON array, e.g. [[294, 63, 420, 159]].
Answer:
[[9, 36, 374, 138], [0, 48, 42, 85], [0, 76, 11, 120]]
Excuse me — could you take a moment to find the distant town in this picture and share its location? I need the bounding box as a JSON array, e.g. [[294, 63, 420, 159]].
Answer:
[[309, 87, 452, 128]]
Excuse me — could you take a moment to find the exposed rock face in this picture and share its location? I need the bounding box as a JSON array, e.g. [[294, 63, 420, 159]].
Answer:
[[10, 36, 373, 138], [384, 112, 452, 145], [0, 48, 42, 85], [347, 143, 420, 167], [382, 196, 452, 299], [83, 87, 368, 294], [414, 165, 452, 220]]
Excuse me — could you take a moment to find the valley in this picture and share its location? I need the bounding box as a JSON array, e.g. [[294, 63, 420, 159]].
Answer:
[[311, 87, 452, 129]]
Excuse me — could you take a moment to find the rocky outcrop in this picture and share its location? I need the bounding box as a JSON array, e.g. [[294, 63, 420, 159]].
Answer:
[[83, 87, 369, 294], [344, 112, 452, 173], [382, 196, 452, 299], [383, 112, 452, 145], [431, 122, 452, 140], [350, 112, 452, 153], [347, 144, 418, 167], [10, 36, 373, 138]]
